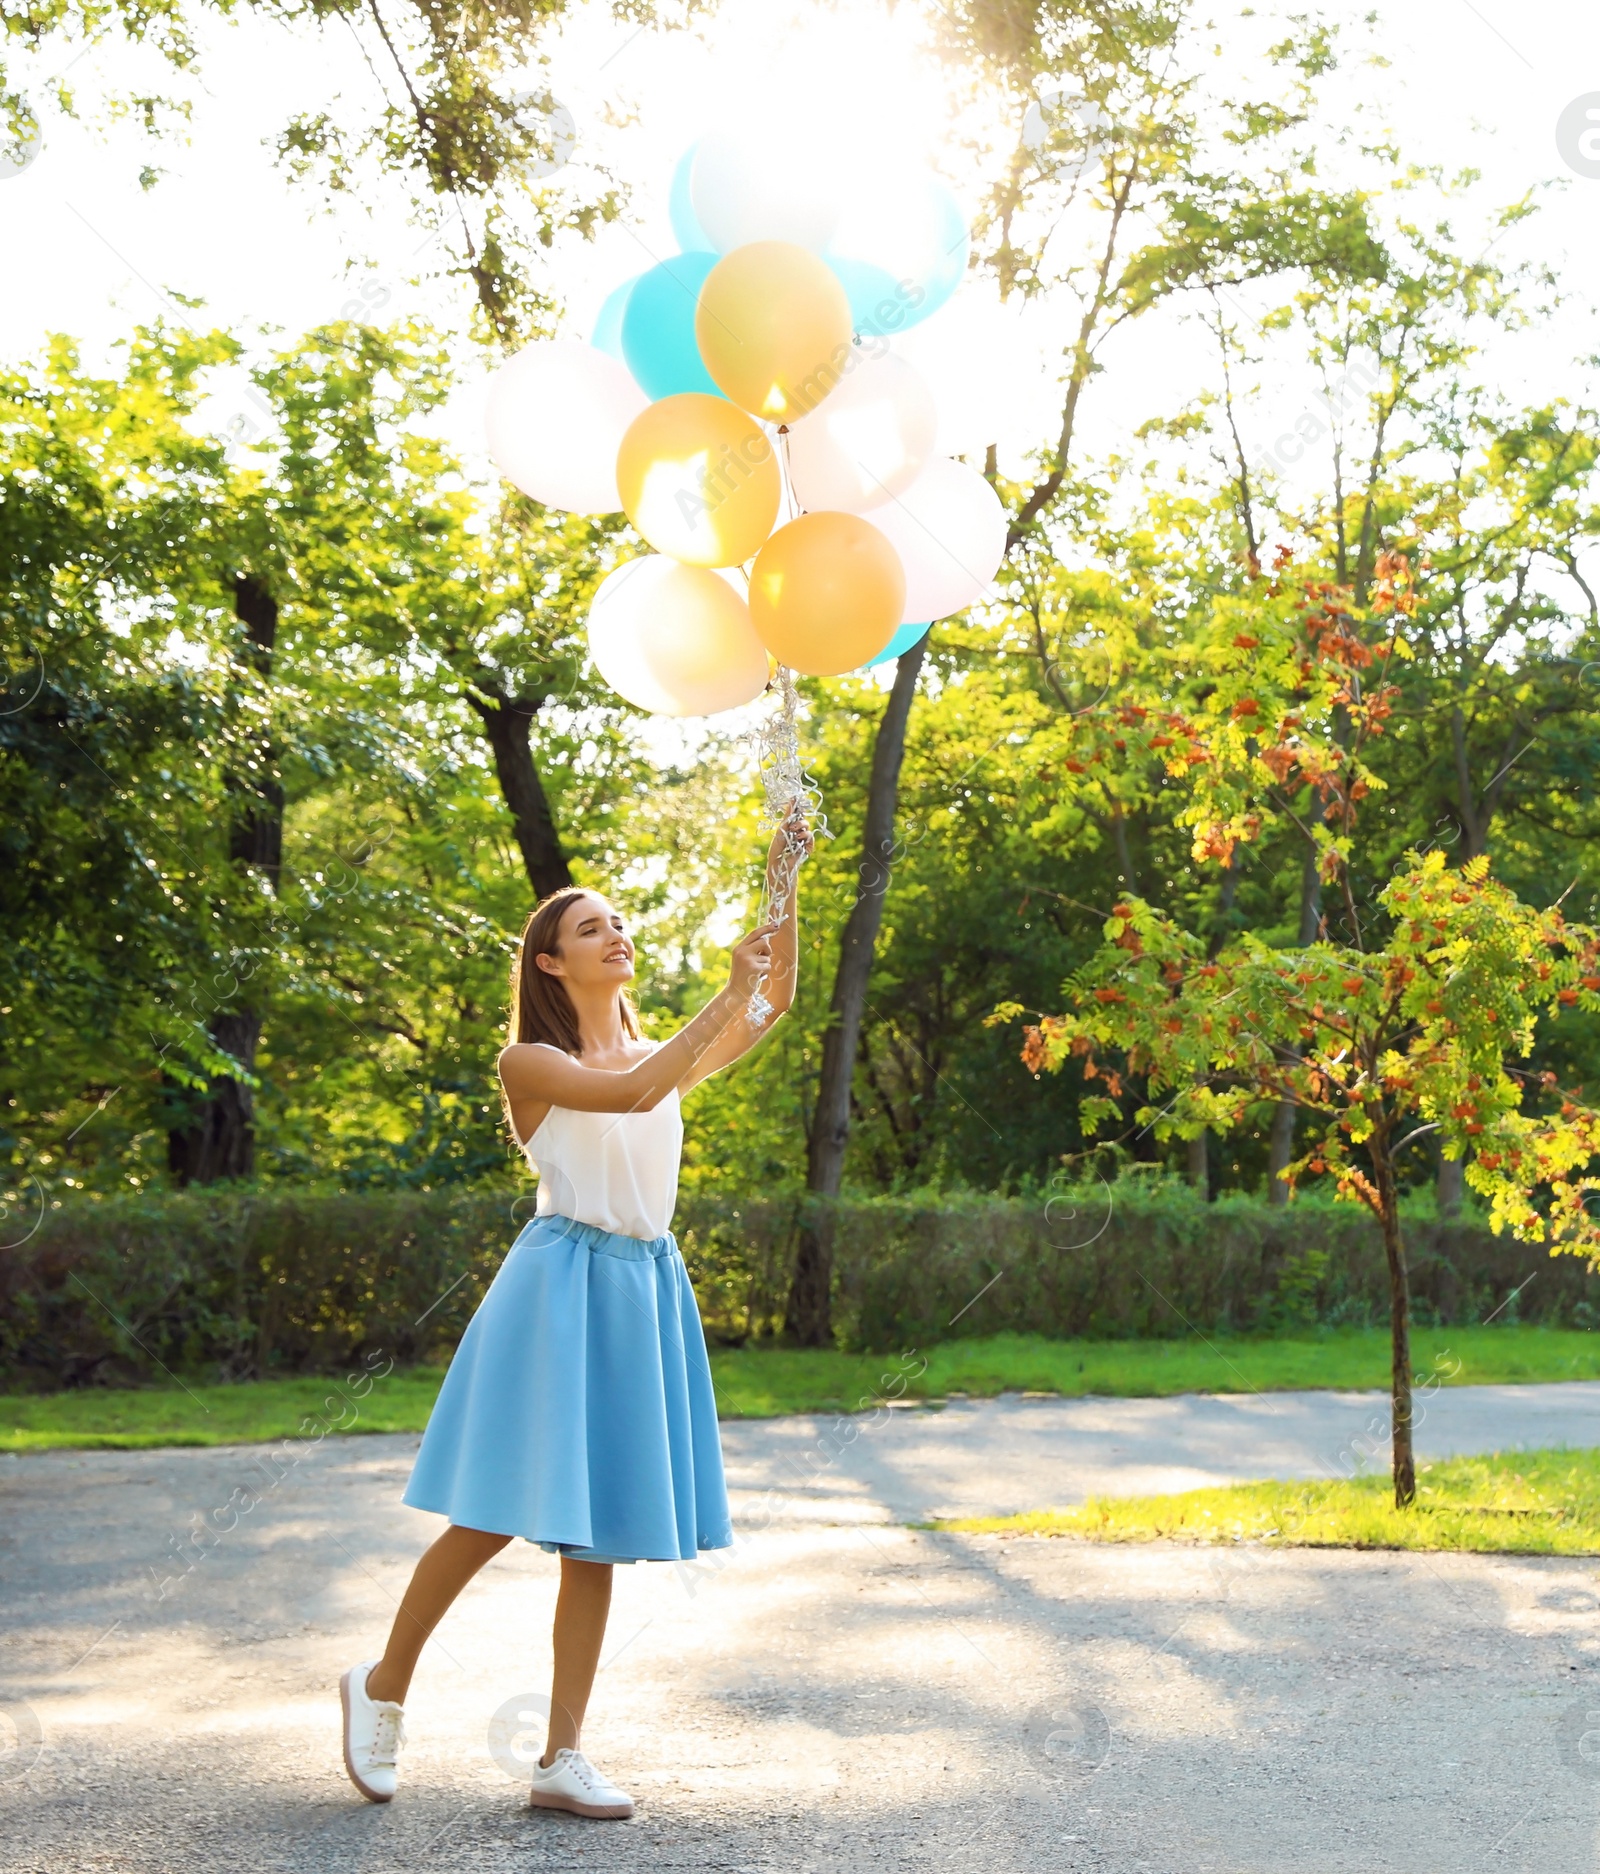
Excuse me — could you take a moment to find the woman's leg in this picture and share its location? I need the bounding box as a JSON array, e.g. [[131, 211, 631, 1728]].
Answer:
[[365, 1524, 511, 1704], [542, 1557, 614, 1764]]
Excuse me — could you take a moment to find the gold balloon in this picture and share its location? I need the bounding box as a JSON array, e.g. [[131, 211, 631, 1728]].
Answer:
[[616, 393, 782, 567], [747, 512, 906, 676], [696, 242, 854, 423]]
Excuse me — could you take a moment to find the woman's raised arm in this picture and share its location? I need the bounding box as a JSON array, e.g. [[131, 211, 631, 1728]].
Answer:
[[676, 808, 812, 1094], [498, 924, 779, 1115]]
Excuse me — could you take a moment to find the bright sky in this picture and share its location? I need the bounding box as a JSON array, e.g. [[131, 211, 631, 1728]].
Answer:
[[7, 0, 1600, 481]]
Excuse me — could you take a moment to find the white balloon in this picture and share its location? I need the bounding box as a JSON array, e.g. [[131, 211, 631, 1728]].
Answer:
[[690, 129, 846, 254], [864, 457, 1008, 623], [894, 288, 1047, 462], [829, 162, 967, 315], [786, 352, 938, 513], [484, 338, 647, 514], [588, 557, 771, 717]]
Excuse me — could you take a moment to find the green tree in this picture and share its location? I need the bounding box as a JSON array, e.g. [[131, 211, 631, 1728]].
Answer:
[[786, 0, 1388, 1343], [2, 318, 642, 1193], [1208, 203, 1600, 1202], [1010, 552, 1600, 1504], [1, 325, 254, 1194], [181, 321, 645, 1174]]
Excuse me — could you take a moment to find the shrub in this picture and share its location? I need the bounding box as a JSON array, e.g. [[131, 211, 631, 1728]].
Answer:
[[826, 1183, 1591, 1349], [0, 1179, 1588, 1390]]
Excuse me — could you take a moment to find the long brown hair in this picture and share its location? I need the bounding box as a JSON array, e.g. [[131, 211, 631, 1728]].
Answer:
[[508, 887, 640, 1057]]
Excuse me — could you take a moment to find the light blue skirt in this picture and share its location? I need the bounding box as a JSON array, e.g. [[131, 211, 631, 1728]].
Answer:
[[402, 1214, 732, 1564]]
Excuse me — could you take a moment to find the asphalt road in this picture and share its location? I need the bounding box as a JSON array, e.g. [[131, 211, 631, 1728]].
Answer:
[[716, 1377, 1600, 1521], [3, 1384, 1600, 1872]]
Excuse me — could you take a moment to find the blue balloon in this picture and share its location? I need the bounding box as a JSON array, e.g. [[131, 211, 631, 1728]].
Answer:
[[827, 255, 910, 338], [669, 144, 712, 253], [591, 275, 638, 360], [865, 621, 931, 669], [620, 252, 722, 401], [829, 177, 971, 336], [912, 178, 971, 327]]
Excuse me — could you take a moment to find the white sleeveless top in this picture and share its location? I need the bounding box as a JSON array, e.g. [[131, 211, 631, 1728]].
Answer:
[[520, 1049, 683, 1241]]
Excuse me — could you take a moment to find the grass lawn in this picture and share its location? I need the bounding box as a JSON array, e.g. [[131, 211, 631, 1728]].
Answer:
[[934, 1446, 1600, 1556], [4, 1323, 1600, 1452]]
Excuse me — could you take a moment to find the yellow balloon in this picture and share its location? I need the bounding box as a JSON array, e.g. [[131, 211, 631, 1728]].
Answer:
[[696, 242, 854, 423], [747, 512, 906, 676], [616, 393, 781, 567]]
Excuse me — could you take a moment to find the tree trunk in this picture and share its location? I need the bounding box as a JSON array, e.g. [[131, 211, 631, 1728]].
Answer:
[[786, 638, 927, 1345], [168, 575, 280, 1184], [1267, 1098, 1296, 1206], [1437, 1152, 1465, 1216], [1373, 1140, 1416, 1508], [467, 684, 573, 900], [1268, 837, 1324, 1204], [1188, 855, 1236, 1200], [225, 576, 284, 887], [167, 1010, 261, 1183]]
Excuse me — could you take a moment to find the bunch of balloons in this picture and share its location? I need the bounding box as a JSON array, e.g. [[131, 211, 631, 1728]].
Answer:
[[484, 133, 1008, 717]]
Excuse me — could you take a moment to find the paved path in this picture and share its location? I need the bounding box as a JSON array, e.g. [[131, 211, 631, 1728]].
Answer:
[[3, 1386, 1600, 1872], [719, 1378, 1600, 1522]]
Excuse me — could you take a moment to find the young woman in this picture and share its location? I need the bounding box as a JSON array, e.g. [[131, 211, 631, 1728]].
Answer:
[[338, 820, 807, 1821]]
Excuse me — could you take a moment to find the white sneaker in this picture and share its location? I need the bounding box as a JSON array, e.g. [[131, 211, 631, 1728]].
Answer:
[[527, 1747, 635, 1819], [340, 1661, 406, 1803]]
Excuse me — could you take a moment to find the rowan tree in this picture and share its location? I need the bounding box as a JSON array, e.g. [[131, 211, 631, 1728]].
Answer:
[[1005, 551, 1600, 1506]]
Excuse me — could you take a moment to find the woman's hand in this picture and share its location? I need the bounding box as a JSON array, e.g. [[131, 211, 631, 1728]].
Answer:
[[766, 803, 814, 874], [727, 923, 780, 998]]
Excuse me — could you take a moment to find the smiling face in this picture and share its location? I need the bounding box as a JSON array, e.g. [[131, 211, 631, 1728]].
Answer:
[[534, 892, 635, 991]]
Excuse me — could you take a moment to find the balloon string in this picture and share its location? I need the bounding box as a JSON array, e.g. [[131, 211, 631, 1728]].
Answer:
[[777, 424, 800, 522], [747, 664, 825, 1028]]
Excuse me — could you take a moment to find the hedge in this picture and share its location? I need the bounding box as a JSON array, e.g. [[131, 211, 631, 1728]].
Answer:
[[1, 1181, 1594, 1390]]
